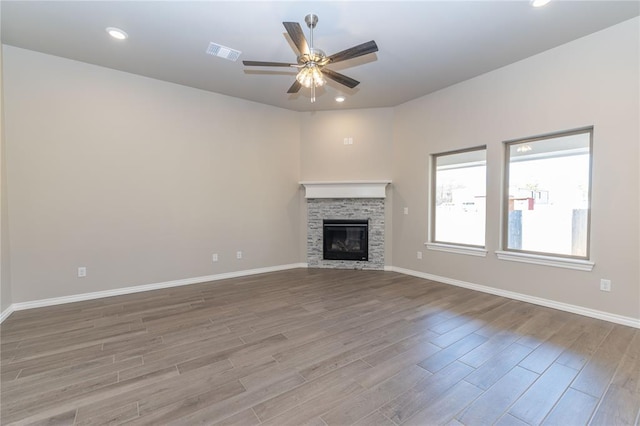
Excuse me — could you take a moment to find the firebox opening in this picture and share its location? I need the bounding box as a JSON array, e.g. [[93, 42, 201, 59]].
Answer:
[[323, 219, 369, 261]]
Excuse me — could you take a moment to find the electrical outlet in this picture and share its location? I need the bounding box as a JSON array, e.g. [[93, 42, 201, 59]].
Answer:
[[343, 137, 353, 145], [236, 251, 242, 259], [417, 251, 422, 260], [600, 279, 612, 292], [212, 253, 218, 262], [78, 267, 87, 278], [404, 207, 409, 215]]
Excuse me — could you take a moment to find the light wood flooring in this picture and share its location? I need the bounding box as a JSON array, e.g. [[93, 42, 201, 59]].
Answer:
[[1, 269, 639, 425]]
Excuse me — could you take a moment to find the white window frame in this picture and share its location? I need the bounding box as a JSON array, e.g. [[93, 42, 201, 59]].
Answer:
[[497, 127, 594, 271], [427, 146, 488, 257]]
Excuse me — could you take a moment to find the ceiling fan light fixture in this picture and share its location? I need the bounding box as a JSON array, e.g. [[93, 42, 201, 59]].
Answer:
[[106, 27, 128, 40], [296, 65, 325, 88]]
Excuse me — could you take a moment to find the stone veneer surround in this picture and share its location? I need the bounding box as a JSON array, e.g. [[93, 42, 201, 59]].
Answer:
[[307, 198, 385, 270]]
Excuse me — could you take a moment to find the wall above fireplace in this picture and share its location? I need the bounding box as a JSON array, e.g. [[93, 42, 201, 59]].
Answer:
[[300, 180, 391, 199]]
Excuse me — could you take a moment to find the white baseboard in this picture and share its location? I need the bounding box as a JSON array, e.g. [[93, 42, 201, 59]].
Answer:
[[0, 263, 306, 323], [3, 263, 638, 330], [0, 304, 15, 323], [387, 266, 640, 329]]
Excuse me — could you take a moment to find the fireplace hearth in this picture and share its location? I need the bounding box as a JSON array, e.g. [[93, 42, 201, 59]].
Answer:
[[323, 219, 369, 261]]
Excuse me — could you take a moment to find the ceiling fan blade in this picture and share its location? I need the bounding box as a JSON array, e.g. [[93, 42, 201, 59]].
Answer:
[[283, 22, 310, 55], [328, 40, 378, 64], [243, 60, 296, 67], [287, 80, 302, 94], [322, 68, 360, 89]]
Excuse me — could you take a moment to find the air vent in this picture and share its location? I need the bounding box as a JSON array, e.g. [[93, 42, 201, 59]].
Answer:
[[206, 42, 241, 61]]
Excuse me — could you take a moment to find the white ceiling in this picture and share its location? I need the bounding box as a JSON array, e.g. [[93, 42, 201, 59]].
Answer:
[[2, 1, 638, 112]]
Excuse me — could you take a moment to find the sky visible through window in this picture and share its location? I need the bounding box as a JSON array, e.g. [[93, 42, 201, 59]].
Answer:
[[509, 155, 590, 208], [435, 162, 486, 247], [508, 152, 590, 256]]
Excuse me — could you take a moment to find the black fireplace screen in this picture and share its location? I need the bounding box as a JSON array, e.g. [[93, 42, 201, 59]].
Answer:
[[323, 219, 369, 261]]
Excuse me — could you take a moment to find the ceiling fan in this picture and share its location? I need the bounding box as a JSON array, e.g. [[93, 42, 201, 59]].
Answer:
[[243, 14, 378, 103]]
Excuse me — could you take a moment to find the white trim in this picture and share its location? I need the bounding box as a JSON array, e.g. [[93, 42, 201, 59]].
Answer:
[[1, 263, 306, 321], [495, 250, 595, 271], [300, 181, 391, 199], [426, 242, 487, 257], [387, 266, 639, 329], [0, 304, 15, 323], [4, 263, 636, 330]]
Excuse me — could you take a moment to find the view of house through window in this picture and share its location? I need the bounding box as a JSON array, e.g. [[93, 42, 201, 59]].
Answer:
[[504, 128, 592, 258], [432, 147, 486, 247]]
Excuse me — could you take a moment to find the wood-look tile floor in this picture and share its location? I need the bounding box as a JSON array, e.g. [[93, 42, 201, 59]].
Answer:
[[1, 269, 639, 425]]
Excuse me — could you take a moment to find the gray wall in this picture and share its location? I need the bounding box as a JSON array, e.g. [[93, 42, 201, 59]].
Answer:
[[0, 24, 12, 313], [300, 108, 393, 182], [3, 46, 301, 303], [392, 18, 639, 319]]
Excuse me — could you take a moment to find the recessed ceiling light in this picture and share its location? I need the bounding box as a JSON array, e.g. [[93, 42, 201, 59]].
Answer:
[[106, 27, 128, 40], [531, 0, 551, 7], [335, 96, 345, 103]]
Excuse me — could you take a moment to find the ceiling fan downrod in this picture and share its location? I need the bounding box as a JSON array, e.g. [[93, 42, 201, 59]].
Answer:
[[305, 14, 318, 47], [305, 14, 319, 103]]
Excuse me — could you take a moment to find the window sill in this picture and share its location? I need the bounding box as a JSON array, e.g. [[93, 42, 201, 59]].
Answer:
[[425, 243, 487, 257], [495, 250, 594, 271]]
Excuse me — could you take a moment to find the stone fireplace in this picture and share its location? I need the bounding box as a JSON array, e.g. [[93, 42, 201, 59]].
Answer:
[[301, 181, 390, 270]]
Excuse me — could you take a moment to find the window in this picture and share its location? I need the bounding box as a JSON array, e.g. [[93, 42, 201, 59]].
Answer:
[[430, 147, 487, 253], [502, 128, 592, 261]]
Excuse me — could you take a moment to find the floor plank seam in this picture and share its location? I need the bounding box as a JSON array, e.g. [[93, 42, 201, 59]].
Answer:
[[249, 406, 263, 424]]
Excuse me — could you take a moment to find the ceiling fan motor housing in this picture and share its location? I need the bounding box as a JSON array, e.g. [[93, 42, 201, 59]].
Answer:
[[298, 48, 328, 66]]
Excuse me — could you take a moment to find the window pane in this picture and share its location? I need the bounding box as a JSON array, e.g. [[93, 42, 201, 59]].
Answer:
[[434, 148, 486, 246], [506, 130, 591, 257]]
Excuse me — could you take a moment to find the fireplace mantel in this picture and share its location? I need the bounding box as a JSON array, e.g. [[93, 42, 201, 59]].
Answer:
[[300, 180, 391, 199]]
